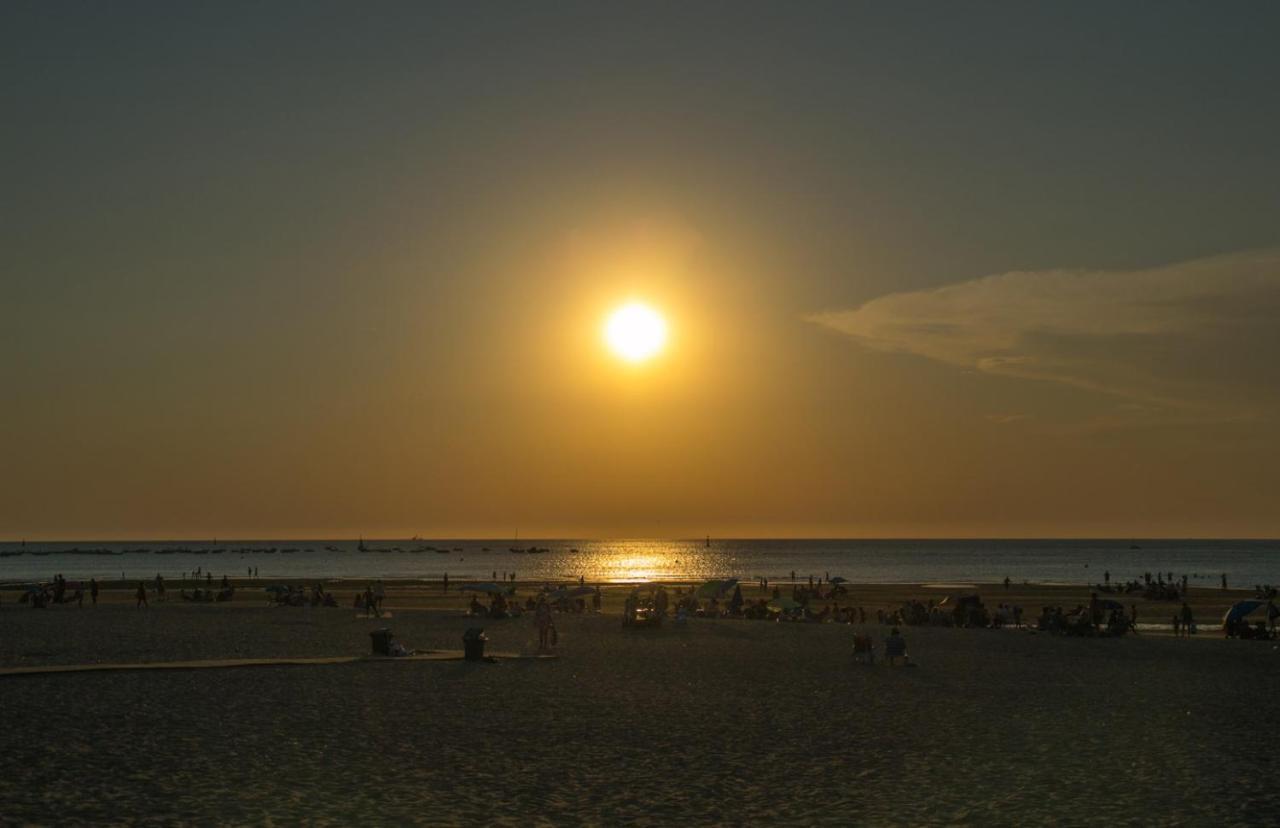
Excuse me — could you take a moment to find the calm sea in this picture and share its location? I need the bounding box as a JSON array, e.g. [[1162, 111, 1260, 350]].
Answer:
[[1, 539, 1278, 587]]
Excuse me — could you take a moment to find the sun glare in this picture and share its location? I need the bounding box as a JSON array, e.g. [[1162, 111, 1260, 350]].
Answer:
[[604, 302, 668, 363]]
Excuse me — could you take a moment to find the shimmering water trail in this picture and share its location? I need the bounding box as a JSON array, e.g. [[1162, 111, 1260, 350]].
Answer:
[[1, 538, 1277, 587]]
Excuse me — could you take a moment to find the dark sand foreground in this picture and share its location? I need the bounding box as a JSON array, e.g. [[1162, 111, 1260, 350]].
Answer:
[[1, 587, 1278, 825]]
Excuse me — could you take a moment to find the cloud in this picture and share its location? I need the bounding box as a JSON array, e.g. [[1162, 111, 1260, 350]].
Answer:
[[810, 249, 1280, 422]]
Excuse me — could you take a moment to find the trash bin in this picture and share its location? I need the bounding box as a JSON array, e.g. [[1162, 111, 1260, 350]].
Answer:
[[370, 628, 394, 656], [463, 627, 488, 661]]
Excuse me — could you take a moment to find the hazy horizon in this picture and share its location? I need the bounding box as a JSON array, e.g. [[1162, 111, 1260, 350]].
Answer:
[[5, 3, 1279, 539]]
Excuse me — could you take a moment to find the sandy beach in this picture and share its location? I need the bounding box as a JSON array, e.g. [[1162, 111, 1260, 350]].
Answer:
[[1, 582, 1277, 825]]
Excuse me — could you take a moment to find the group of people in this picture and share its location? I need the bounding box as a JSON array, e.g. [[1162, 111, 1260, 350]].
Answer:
[[20, 574, 93, 608], [1091, 570, 1233, 603], [852, 628, 912, 666], [1037, 602, 1135, 637], [353, 582, 387, 616]]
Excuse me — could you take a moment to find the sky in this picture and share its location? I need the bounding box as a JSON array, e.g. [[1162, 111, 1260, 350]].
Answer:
[[3, 2, 1279, 539]]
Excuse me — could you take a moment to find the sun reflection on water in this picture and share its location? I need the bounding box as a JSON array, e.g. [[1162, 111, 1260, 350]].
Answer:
[[572, 542, 732, 582]]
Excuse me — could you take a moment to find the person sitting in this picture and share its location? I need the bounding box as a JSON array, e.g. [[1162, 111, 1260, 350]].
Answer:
[[468, 595, 485, 616], [884, 628, 911, 666]]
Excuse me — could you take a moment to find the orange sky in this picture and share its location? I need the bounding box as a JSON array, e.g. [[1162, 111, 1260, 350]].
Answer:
[[4, 5, 1279, 539]]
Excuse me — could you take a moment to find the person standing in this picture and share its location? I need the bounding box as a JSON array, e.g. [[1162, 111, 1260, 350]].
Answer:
[[90, 578, 99, 607], [1180, 602, 1194, 637], [1221, 573, 1228, 591], [135, 582, 148, 609], [373, 580, 386, 611], [535, 596, 553, 651], [443, 572, 449, 593]]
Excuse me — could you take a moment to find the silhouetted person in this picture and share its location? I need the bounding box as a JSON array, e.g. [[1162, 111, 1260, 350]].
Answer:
[[443, 572, 449, 593], [90, 578, 99, 606], [1221, 573, 1227, 590], [136, 582, 148, 608], [535, 596, 553, 651]]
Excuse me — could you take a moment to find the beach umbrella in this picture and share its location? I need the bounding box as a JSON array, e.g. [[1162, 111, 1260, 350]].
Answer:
[[1222, 600, 1265, 625], [566, 586, 596, 599], [264, 584, 289, 594], [829, 576, 848, 584]]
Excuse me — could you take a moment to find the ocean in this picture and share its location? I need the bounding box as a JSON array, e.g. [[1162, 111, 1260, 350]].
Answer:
[[1, 538, 1278, 588]]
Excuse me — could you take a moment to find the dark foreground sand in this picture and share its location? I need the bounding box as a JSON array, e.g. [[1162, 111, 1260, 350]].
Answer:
[[1, 597, 1278, 825]]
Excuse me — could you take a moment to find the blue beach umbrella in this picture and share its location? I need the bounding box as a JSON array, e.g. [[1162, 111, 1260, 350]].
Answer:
[[1222, 600, 1265, 625]]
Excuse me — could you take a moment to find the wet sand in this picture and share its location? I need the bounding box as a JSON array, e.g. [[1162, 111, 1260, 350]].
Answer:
[[1, 585, 1277, 825]]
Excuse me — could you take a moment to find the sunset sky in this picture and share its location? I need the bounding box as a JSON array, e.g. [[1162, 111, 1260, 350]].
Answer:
[[4, 3, 1279, 539]]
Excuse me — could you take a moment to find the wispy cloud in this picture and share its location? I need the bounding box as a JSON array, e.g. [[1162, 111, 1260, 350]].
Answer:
[[810, 249, 1280, 423]]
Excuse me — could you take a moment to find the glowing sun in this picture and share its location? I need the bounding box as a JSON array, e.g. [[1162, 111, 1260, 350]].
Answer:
[[604, 302, 668, 363]]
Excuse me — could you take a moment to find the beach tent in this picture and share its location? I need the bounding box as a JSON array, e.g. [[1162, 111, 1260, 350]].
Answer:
[[695, 578, 738, 599], [460, 583, 510, 595], [546, 585, 595, 602], [1222, 600, 1266, 625]]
